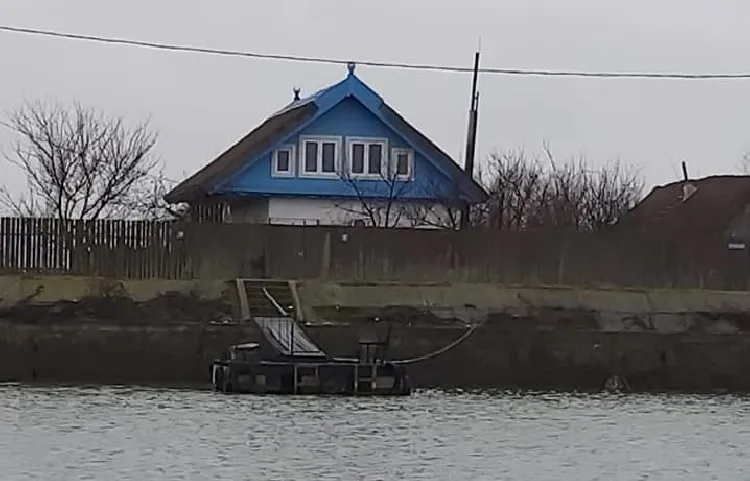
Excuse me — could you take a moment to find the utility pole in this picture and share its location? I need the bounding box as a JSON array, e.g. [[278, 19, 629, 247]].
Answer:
[[461, 50, 481, 229]]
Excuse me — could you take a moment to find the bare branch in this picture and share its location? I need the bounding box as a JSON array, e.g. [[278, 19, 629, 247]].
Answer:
[[0, 101, 164, 220], [337, 160, 415, 228], [118, 169, 189, 220], [336, 155, 471, 229], [400, 176, 465, 230]]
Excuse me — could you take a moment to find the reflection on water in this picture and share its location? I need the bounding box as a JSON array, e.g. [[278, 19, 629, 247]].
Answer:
[[0, 385, 748, 480]]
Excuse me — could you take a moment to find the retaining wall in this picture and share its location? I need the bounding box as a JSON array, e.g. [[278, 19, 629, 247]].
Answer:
[[2, 275, 750, 391]]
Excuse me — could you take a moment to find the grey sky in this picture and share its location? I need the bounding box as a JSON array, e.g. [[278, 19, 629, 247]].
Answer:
[[1, 0, 749, 199]]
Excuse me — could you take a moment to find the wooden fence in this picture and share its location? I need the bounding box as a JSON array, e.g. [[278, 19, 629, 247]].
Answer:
[[0, 217, 186, 279], [1, 216, 748, 289]]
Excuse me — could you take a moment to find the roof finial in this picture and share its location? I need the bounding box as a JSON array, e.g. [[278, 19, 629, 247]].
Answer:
[[293, 87, 301, 101], [347, 62, 356, 76]]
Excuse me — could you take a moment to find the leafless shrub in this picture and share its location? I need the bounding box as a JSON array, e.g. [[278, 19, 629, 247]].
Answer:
[[477, 143, 644, 231]]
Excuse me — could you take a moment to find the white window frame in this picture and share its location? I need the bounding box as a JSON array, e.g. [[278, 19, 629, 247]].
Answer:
[[345, 137, 389, 178], [299, 135, 342, 178], [390, 147, 415, 180], [272, 145, 296, 177]]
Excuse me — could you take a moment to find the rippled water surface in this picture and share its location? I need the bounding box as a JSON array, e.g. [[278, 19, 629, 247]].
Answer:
[[1, 386, 749, 480]]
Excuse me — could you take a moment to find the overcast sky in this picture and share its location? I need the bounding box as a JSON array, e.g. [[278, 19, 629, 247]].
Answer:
[[1, 0, 750, 199]]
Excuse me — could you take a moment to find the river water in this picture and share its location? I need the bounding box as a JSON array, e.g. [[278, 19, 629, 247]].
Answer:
[[1, 386, 748, 480]]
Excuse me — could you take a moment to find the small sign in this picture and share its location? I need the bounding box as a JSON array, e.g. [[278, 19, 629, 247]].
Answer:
[[728, 242, 746, 250]]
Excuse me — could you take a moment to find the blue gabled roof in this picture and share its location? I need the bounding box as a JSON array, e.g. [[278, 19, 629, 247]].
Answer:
[[165, 64, 488, 204]]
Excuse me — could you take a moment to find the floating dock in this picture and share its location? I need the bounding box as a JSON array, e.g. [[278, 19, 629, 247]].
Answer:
[[210, 316, 411, 396]]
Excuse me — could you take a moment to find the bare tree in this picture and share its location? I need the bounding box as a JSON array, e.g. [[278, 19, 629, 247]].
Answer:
[[337, 166, 413, 227], [477, 144, 643, 231], [0, 101, 164, 220], [337, 163, 468, 229]]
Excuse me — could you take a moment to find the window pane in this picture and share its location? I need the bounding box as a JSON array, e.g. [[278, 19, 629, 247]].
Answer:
[[322, 143, 336, 172], [396, 153, 409, 175], [276, 150, 290, 172], [351, 143, 365, 174], [304, 142, 318, 172], [368, 144, 382, 175]]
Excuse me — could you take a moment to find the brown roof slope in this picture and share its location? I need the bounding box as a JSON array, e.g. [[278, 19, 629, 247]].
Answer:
[[619, 175, 750, 238], [164, 103, 317, 203]]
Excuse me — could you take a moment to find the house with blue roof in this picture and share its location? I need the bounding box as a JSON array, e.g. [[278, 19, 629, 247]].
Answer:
[[164, 63, 488, 227]]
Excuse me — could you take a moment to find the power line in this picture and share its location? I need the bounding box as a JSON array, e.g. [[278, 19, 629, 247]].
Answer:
[[2, 24, 750, 80]]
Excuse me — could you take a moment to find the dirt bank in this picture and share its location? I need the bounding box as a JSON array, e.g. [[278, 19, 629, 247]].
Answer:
[[0, 292, 233, 325]]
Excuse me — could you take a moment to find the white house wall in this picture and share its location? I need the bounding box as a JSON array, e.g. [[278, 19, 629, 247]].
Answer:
[[266, 197, 458, 228]]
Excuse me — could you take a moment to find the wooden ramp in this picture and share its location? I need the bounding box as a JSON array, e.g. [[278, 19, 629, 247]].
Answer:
[[253, 316, 326, 358]]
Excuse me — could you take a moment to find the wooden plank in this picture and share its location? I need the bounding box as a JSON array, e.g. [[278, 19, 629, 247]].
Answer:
[[143, 221, 149, 279], [82, 220, 91, 276], [156, 221, 166, 278], [109, 219, 116, 277], [10, 218, 18, 272], [90, 219, 98, 277], [100, 218, 109, 277], [0, 218, 7, 272], [96, 219, 104, 277], [141, 220, 149, 278], [167, 222, 177, 279], [29, 217, 36, 272], [174, 222, 185, 279], [117, 220, 126, 278], [31, 217, 38, 272], [4, 217, 11, 272], [134, 220, 142, 279], [39, 218, 47, 273], [16, 217, 23, 272], [21, 217, 29, 272], [158, 221, 166, 279], [47, 218, 55, 273], [146, 220, 155, 278], [106, 219, 113, 276], [156, 221, 165, 278], [166, 221, 175, 279], [55, 218, 62, 272], [62, 219, 73, 273], [51, 218, 60, 273], [127, 220, 134, 279], [51, 218, 58, 273], [0, 218, 6, 272], [140, 220, 148, 278], [34, 217, 42, 272], [74, 220, 84, 275], [26, 218, 34, 272]]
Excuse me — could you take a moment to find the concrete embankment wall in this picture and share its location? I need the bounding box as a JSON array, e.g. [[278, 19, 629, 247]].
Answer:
[[296, 281, 750, 333], [3, 275, 750, 391]]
